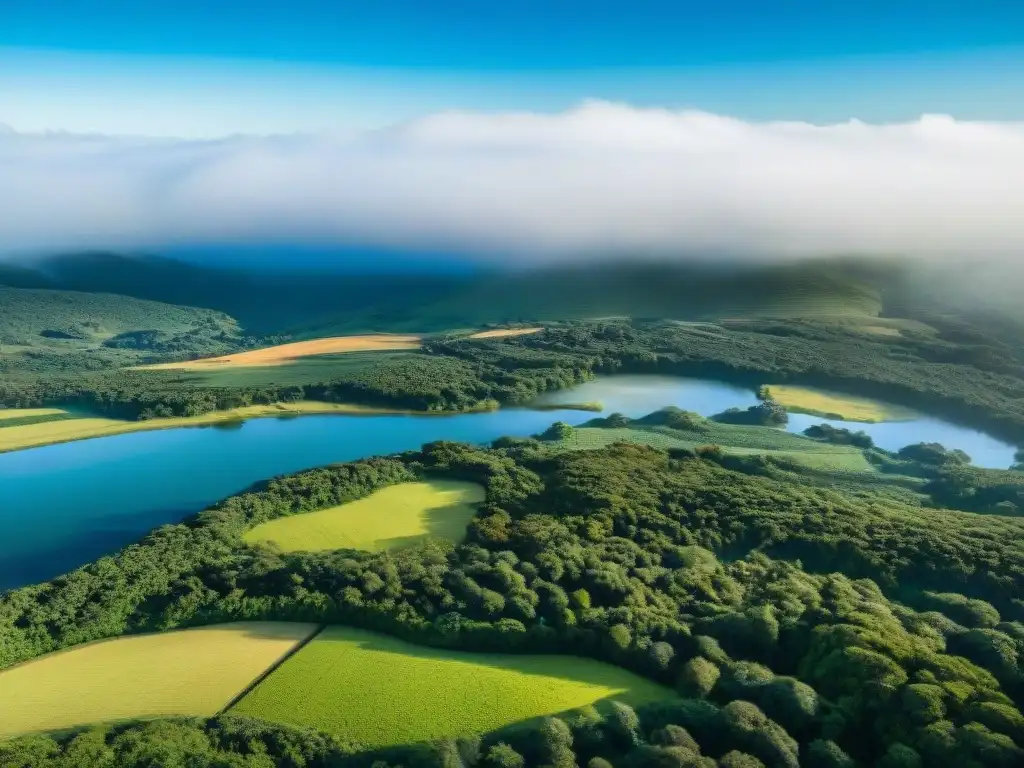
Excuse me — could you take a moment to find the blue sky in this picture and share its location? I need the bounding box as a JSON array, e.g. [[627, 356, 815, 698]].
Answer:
[[2, 1, 1023, 135], [2, 2, 1022, 265]]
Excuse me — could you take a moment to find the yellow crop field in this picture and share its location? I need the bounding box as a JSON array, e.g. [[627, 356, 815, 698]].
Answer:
[[141, 334, 423, 370], [0, 407, 67, 421], [243, 480, 485, 553], [765, 385, 916, 423], [232, 626, 673, 748], [0, 622, 318, 737], [467, 327, 542, 339]]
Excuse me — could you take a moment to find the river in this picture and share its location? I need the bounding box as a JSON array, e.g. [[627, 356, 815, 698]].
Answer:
[[0, 375, 1016, 589]]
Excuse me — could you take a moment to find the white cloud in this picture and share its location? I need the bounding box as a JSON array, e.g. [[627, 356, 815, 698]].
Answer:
[[1, 101, 1022, 263]]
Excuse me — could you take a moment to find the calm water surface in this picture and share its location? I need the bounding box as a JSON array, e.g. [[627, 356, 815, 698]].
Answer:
[[0, 375, 1016, 588]]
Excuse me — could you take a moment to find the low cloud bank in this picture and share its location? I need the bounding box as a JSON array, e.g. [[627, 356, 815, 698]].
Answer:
[[1, 101, 1022, 263]]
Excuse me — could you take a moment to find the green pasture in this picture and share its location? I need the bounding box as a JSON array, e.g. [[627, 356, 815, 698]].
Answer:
[[231, 626, 673, 748], [551, 422, 873, 472], [243, 480, 486, 553]]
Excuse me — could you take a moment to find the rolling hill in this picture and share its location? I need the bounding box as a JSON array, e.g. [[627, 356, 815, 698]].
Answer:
[[3, 253, 893, 336], [0, 285, 243, 375]]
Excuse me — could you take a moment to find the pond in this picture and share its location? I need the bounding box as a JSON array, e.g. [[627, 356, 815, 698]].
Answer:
[[0, 375, 1016, 589]]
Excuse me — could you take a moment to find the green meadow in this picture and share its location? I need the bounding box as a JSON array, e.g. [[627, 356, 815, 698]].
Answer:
[[550, 416, 874, 473], [243, 480, 486, 553], [231, 626, 673, 748]]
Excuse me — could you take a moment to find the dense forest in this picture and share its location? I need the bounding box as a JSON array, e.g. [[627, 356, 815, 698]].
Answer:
[[3, 439, 1024, 766]]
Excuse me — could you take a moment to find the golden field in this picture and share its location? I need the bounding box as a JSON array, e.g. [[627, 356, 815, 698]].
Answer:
[[0, 622, 318, 737]]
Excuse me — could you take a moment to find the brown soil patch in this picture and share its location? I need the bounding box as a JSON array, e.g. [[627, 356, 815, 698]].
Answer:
[[468, 328, 543, 340], [143, 334, 423, 370]]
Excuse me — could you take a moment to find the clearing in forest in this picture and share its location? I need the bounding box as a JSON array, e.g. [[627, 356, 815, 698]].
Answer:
[[231, 626, 672, 748], [141, 333, 424, 370], [243, 480, 485, 553], [764, 385, 916, 423], [0, 622, 318, 737]]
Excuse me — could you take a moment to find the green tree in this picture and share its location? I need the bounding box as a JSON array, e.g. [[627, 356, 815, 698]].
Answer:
[[483, 742, 525, 768], [717, 752, 765, 768], [805, 739, 855, 768], [679, 657, 721, 698]]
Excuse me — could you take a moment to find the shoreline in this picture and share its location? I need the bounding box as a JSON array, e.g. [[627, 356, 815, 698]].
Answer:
[[0, 400, 501, 454]]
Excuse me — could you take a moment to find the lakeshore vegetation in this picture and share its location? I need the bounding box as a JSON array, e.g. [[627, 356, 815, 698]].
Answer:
[[761, 385, 916, 423], [0, 401, 419, 453]]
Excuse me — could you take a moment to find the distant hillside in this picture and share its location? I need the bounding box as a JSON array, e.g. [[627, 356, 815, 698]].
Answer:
[[0, 286, 242, 375], [4, 252, 893, 337], [16, 253, 466, 334], [402, 261, 885, 328]]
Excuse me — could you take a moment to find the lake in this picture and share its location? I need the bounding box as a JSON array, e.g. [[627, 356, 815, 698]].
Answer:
[[0, 375, 1016, 589]]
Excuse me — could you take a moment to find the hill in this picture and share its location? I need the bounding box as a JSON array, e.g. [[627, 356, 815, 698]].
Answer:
[[405, 261, 885, 328], [4, 253, 891, 337], [0, 285, 243, 375], [14, 252, 467, 334]]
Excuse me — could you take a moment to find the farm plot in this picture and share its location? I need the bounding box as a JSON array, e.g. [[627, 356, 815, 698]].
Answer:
[[0, 622, 318, 737], [140, 333, 424, 370], [231, 626, 672, 748], [148, 350, 420, 388], [243, 480, 485, 553]]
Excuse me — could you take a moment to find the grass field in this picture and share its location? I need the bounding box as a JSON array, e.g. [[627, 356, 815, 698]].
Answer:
[[764, 385, 917, 423], [0, 622, 318, 738], [231, 626, 672, 748], [0, 401, 415, 454], [141, 333, 424, 370], [0, 407, 68, 421], [553, 426, 873, 472], [243, 480, 485, 553]]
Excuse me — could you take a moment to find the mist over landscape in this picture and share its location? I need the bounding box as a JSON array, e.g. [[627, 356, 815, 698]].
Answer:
[[6, 4, 1024, 768], [2, 103, 1023, 267]]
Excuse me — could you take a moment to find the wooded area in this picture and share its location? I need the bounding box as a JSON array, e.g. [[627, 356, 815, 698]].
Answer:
[[3, 440, 1023, 766]]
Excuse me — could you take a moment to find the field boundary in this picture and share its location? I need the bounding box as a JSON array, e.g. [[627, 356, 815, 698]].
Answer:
[[218, 624, 326, 716]]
